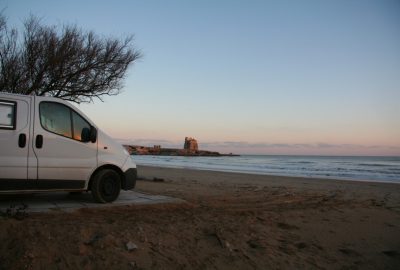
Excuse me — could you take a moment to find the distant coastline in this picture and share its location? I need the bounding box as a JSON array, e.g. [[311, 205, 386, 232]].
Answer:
[[124, 137, 239, 157], [123, 144, 239, 157]]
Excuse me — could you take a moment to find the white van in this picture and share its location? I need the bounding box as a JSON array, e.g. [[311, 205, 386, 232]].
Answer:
[[0, 92, 137, 203]]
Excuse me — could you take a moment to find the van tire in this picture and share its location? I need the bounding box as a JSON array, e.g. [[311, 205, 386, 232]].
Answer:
[[91, 169, 121, 203]]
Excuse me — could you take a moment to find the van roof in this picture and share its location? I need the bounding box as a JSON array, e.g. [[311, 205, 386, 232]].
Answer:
[[0, 92, 63, 102]]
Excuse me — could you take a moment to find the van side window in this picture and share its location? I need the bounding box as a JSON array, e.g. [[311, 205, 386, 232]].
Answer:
[[72, 111, 91, 141], [0, 100, 16, 130], [39, 102, 91, 142]]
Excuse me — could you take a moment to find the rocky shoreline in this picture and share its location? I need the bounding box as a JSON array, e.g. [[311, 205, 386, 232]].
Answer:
[[123, 137, 239, 157], [123, 145, 239, 157]]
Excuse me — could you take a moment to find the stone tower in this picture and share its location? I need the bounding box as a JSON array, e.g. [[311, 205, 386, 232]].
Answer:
[[184, 137, 199, 152]]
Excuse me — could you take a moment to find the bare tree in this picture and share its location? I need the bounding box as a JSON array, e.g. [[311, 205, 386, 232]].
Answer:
[[0, 15, 141, 103]]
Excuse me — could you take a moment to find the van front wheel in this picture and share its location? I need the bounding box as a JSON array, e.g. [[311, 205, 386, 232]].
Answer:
[[91, 169, 121, 203]]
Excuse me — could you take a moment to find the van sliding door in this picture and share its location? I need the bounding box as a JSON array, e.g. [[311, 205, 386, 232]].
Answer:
[[0, 95, 32, 190]]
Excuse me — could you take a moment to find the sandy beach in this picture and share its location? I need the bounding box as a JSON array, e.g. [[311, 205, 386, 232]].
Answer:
[[1, 165, 400, 269]]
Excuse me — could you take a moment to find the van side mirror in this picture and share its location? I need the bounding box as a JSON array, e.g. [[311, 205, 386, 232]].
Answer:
[[90, 126, 97, 143], [81, 127, 91, 142], [81, 127, 97, 143]]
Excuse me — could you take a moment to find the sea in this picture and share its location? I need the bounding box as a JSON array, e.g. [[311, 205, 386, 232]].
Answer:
[[131, 155, 400, 184]]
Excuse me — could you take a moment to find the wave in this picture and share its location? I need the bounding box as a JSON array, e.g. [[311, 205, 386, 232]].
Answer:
[[357, 163, 395, 167], [131, 155, 400, 183]]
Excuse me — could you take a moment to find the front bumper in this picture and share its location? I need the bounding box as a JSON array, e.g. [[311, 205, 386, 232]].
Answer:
[[123, 168, 137, 190]]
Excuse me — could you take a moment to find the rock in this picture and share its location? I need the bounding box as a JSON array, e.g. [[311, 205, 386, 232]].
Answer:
[[225, 240, 233, 252], [153, 177, 164, 182], [126, 241, 138, 251], [84, 234, 103, 245]]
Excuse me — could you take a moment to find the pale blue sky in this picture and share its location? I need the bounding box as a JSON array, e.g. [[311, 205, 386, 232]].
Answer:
[[3, 0, 400, 155]]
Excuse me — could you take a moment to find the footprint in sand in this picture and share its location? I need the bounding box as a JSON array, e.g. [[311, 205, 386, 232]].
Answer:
[[277, 222, 299, 230], [338, 248, 361, 257], [382, 250, 399, 258], [295, 242, 307, 249]]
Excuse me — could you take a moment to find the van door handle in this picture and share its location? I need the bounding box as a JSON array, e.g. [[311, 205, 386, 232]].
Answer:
[[35, 135, 43, 149], [18, 133, 26, 148]]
